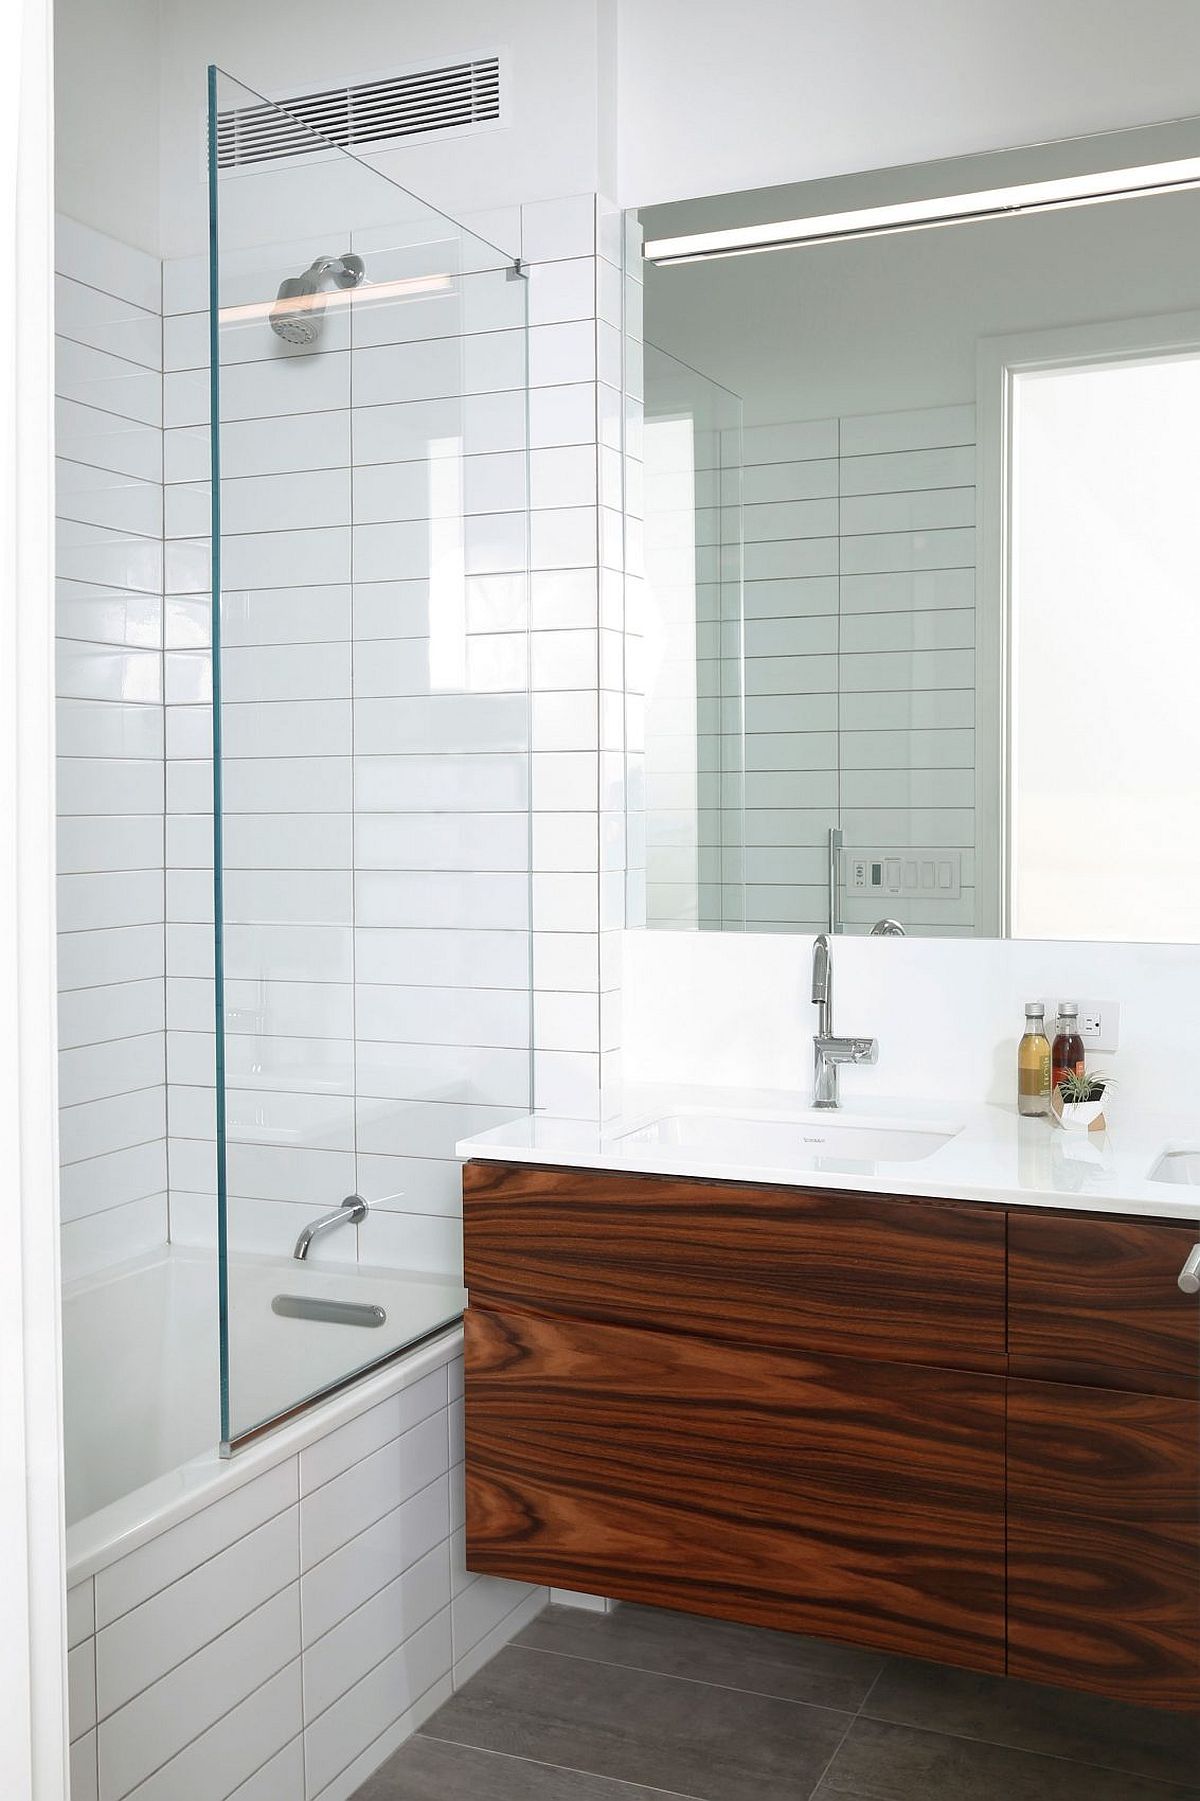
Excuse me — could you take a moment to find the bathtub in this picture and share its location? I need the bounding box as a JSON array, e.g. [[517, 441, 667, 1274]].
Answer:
[[63, 1246, 545, 1801]]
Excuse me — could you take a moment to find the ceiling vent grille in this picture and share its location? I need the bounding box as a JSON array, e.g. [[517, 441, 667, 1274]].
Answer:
[[215, 58, 502, 169]]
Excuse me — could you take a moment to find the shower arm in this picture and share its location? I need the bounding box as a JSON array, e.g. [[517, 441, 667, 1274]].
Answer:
[[305, 253, 365, 290]]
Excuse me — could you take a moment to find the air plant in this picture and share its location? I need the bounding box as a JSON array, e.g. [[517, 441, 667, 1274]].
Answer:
[[1056, 1067, 1113, 1105]]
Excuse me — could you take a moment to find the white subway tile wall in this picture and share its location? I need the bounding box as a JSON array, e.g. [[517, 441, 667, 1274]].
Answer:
[[55, 219, 169, 1281], [736, 405, 977, 935], [62, 190, 633, 1791], [161, 222, 540, 1280], [68, 1344, 546, 1801]]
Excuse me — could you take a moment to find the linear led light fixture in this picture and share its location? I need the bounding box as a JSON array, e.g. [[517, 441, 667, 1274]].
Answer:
[[218, 272, 452, 325], [644, 155, 1200, 265]]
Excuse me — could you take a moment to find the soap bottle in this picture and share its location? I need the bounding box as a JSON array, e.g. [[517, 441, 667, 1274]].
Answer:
[[1017, 1002, 1051, 1116], [1052, 1002, 1085, 1090]]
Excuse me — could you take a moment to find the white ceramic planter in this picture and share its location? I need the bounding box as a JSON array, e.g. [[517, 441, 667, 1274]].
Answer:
[[1058, 1096, 1106, 1131]]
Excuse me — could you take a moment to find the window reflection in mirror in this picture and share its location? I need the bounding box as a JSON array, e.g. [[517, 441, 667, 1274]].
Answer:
[[634, 120, 1200, 942]]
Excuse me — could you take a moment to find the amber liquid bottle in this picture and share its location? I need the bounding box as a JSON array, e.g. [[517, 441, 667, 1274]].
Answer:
[[1017, 1002, 1051, 1115], [1052, 1001, 1085, 1090]]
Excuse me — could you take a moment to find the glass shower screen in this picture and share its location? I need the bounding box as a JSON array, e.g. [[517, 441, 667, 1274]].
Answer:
[[203, 67, 532, 1449]]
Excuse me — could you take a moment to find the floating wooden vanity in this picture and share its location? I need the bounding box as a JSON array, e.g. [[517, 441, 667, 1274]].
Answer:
[[462, 1159, 1200, 1712]]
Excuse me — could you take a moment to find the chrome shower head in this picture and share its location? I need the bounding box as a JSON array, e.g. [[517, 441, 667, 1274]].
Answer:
[[269, 272, 325, 345], [268, 252, 366, 347]]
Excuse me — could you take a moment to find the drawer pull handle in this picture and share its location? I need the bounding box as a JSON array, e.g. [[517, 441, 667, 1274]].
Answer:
[[1178, 1245, 1200, 1295]]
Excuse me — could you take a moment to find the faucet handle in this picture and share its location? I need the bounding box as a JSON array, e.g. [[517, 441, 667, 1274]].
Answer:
[[850, 1037, 879, 1065]]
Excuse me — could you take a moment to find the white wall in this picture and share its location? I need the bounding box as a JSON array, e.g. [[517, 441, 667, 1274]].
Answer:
[[618, 0, 1200, 207], [155, 0, 614, 261], [59, 0, 1200, 263], [623, 927, 1200, 1124], [54, 0, 160, 253]]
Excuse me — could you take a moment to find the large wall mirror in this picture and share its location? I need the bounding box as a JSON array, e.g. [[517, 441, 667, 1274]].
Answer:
[[634, 118, 1200, 942]]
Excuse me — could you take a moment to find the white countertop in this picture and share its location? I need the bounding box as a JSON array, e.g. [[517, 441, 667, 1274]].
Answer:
[[457, 1084, 1200, 1222]]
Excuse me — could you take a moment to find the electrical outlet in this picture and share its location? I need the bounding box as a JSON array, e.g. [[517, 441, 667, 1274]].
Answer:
[[1077, 1001, 1120, 1053]]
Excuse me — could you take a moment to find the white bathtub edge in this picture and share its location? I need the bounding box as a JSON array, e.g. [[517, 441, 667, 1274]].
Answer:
[[66, 1322, 464, 1587]]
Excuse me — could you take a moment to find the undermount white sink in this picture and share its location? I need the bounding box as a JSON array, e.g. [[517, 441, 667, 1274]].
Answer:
[[612, 1109, 961, 1170], [1149, 1148, 1200, 1186]]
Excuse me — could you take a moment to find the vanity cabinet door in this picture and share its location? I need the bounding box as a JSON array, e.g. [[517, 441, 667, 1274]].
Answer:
[[464, 1159, 1006, 1373], [1008, 1212, 1200, 1397], [1007, 1379, 1200, 1709], [465, 1305, 1007, 1671]]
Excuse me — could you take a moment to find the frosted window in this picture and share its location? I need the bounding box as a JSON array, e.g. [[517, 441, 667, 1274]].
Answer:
[[1010, 353, 1200, 942]]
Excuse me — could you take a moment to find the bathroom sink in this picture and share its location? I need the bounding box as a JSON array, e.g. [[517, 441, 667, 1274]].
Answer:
[[613, 1109, 960, 1171], [1149, 1148, 1200, 1186]]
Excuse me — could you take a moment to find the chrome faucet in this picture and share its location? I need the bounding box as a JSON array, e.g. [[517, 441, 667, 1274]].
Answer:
[[811, 933, 878, 1109], [293, 1194, 368, 1261]]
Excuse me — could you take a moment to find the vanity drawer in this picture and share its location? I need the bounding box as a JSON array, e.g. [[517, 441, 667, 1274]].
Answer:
[[463, 1161, 1006, 1372], [465, 1305, 1006, 1670], [1007, 1380, 1200, 1524], [1008, 1213, 1200, 1397], [1008, 1512, 1200, 1710]]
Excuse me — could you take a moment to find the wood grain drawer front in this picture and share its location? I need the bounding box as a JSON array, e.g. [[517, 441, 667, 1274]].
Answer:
[[1008, 1381, 1200, 1525], [463, 1161, 1006, 1373], [1007, 1381, 1200, 1710], [1008, 1515, 1200, 1711], [464, 1306, 1006, 1671], [1009, 1213, 1200, 1397]]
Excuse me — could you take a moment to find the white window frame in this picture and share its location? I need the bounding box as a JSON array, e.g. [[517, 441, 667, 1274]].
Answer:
[[975, 307, 1200, 938]]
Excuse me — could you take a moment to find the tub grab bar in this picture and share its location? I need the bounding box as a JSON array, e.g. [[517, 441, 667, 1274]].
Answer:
[[271, 1294, 386, 1328]]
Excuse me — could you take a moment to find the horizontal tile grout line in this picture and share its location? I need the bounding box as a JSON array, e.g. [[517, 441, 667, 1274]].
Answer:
[[55, 328, 163, 378], [59, 1078, 163, 1112], [58, 1132, 165, 1169], [492, 1641, 865, 1735], [93, 1528, 302, 1721], [302, 1535, 454, 1683], [56, 455, 162, 488], [315, 1629, 455, 1801], [205, 1728, 304, 1801], [735, 481, 975, 504], [100, 1646, 302, 1797], [59, 1024, 165, 1051], [60, 1189, 166, 1227], [844, 1706, 1200, 1789], [53, 456, 164, 486], [168, 1042, 528, 1063], [56, 514, 163, 543], [300, 1455, 453, 1568], [170, 444, 598, 480], [513, 1635, 877, 1715], [411, 1733, 710, 1801], [55, 268, 162, 320], [737, 439, 973, 468], [55, 395, 161, 432]]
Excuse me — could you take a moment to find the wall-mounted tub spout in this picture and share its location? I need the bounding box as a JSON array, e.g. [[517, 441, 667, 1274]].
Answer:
[[293, 1193, 368, 1260]]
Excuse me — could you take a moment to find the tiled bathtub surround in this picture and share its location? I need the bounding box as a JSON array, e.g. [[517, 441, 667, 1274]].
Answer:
[[66, 1335, 546, 1801], [55, 218, 168, 1280]]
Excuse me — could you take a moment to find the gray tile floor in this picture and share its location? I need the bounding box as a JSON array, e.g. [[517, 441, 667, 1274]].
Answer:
[[354, 1602, 1200, 1800]]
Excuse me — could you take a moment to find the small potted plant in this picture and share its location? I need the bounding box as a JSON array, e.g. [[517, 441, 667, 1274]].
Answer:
[[1053, 1066, 1112, 1132]]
